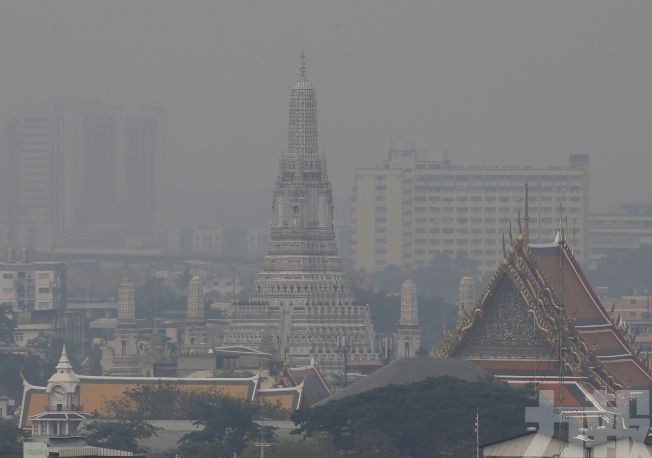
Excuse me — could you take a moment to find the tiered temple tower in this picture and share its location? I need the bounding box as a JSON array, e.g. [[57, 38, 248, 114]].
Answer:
[[181, 271, 211, 355], [111, 273, 141, 375], [224, 56, 377, 376], [396, 279, 421, 358]]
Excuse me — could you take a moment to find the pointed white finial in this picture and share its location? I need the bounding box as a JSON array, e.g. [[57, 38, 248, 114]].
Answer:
[[55, 344, 73, 371], [299, 52, 307, 81]]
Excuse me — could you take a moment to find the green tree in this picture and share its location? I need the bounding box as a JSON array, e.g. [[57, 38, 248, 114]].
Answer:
[[25, 334, 81, 380], [591, 245, 652, 297], [177, 393, 269, 458], [413, 253, 479, 300], [355, 288, 458, 352], [105, 383, 189, 420], [293, 376, 536, 458], [0, 419, 23, 457], [0, 303, 15, 346], [83, 419, 157, 453], [243, 433, 337, 458], [136, 276, 186, 319]]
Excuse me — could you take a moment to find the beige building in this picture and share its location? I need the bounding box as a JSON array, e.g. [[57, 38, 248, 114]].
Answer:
[[352, 149, 590, 276], [351, 166, 407, 271], [589, 204, 652, 262]]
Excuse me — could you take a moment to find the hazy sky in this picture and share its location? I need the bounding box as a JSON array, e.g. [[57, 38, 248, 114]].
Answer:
[[1, 1, 651, 214]]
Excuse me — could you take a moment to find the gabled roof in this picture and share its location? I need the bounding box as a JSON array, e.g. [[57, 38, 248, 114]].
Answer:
[[438, 232, 634, 392], [278, 360, 334, 406], [530, 238, 652, 388]]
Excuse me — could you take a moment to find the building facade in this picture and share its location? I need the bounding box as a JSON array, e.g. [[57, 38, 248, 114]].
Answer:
[[0, 250, 66, 313], [352, 149, 590, 276], [0, 101, 163, 251], [0, 107, 65, 249], [223, 57, 378, 378], [589, 203, 652, 262]]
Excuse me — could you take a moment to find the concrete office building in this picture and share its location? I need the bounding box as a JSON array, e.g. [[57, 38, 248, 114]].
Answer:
[[0, 249, 66, 313], [0, 107, 65, 249], [0, 101, 163, 251], [352, 149, 590, 276]]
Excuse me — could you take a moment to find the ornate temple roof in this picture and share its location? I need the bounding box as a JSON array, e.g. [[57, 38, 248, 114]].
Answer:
[[439, 225, 652, 392]]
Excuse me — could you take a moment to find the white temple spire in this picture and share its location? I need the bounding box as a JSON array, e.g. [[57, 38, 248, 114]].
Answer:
[[396, 279, 421, 358], [299, 52, 307, 81], [118, 272, 136, 326], [399, 279, 419, 326], [186, 269, 204, 322]]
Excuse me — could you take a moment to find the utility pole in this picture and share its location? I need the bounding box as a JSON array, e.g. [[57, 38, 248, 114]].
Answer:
[[339, 335, 349, 387]]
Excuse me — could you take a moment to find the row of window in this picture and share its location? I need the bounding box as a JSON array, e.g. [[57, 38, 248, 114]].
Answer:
[[1, 272, 51, 280]]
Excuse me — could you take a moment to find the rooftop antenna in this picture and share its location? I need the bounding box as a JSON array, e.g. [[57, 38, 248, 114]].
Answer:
[[508, 219, 513, 245], [538, 182, 542, 242], [558, 219, 565, 404], [252, 410, 274, 457], [475, 409, 480, 458], [557, 198, 564, 242], [233, 273, 236, 304], [517, 210, 522, 236], [524, 183, 530, 242]]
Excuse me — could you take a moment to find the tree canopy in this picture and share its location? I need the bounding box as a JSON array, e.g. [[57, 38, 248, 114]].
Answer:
[[368, 253, 479, 302], [243, 433, 337, 458], [0, 303, 15, 346], [83, 382, 278, 457], [135, 276, 186, 319], [293, 376, 536, 457], [0, 419, 23, 457], [355, 288, 458, 351]]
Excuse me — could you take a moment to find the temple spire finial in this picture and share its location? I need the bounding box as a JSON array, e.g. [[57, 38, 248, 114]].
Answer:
[[299, 52, 307, 81]]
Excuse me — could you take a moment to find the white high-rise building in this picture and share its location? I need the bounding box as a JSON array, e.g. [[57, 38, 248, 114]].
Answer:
[[352, 149, 590, 276], [0, 101, 164, 251]]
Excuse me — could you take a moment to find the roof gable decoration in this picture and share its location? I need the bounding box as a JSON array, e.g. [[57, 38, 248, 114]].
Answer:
[[436, 235, 623, 391], [537, 238, 652, 383]]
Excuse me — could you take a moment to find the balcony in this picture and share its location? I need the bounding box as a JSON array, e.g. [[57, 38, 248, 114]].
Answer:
[[43, 404, 84, 412]]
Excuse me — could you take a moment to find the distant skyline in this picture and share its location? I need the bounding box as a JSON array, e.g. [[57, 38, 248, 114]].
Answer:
[[0, 1, 651, 216]]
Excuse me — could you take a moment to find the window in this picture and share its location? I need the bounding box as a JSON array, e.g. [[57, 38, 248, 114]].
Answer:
[[2, 288, 13, 294], [15, 334, 23, 343], [38, 287, 50, 294], [2, 273, 13, 279]]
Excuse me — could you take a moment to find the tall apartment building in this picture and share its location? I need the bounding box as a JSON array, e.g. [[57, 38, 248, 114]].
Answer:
[[0, 101, 163, 250], [0, 107, 65, 249], [0, 249, 66, 313], [352, 149, 590, 276], [65, 101, 164, 248]]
